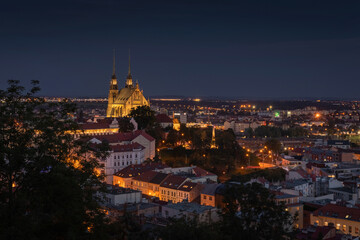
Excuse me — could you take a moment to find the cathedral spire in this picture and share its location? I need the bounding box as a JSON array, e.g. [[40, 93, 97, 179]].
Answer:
[[127, 49, 132, 79], [112, 49, 116, 79], [126, 49, 133, 87]]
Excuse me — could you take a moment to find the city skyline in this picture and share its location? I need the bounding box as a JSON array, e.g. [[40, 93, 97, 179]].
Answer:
[[1, 0, 360, 98]]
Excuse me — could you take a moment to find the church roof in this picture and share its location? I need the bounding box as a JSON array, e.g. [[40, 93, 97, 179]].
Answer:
[[115, 87, 135, 103]]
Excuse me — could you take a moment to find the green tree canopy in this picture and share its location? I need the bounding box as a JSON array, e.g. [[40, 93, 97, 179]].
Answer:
[[221, 183, 294, 240], [265, 138, 282, 155], [128, 105, 156, 130], [0, 80, 109, 239]]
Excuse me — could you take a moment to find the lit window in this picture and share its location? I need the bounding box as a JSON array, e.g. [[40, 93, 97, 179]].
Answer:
[[324, 222, 328, 226], [336, 224, 340, 230], [343, 225, 346, 232]]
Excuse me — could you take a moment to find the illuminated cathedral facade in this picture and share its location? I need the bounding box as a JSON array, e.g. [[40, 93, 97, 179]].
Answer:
[[106, 53, 149, 117]]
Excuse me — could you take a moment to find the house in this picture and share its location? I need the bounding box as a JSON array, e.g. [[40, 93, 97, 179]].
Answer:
[[102, 143, 145, 183], [156, 114, 173, 129], [159, 175, 189, 203], [296, 225, 341, 240], [329, 187, 358, 202], [113, 163, 168, 188], [274, 191, 304, 229], [311, 204, 360, 236], [285, 179, 314, 197], [201, 184, 219, 207], [100, 185, 142, 206]]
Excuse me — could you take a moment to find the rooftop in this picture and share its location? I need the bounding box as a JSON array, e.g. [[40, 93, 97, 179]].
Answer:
[[313, 204, 360, 221], [114, 163, 168, 178], [164, 202, 215, 214]]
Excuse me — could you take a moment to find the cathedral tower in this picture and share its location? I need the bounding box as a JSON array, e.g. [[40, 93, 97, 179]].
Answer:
[[107, 50, 118, 117], [125, 51, 133, 88]]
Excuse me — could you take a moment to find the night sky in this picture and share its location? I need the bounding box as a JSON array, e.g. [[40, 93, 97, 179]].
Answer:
[[1, 0, 360, 99]]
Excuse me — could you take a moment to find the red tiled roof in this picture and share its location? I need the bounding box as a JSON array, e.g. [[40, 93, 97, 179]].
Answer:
[[110, 142, 145, 152], [133, 130, 155, 142], [160, 175, 187, 190], [114, 162, 168, 178], [296, 226, 335, 240], [90, 130, 155, 143], [132, 170, 159, 182], [192, 166, 216, 177], [178, 181, 199, 192], [150, 172, 169, 184], [156, 114, 173, 123], [312, 204, 360, 221]]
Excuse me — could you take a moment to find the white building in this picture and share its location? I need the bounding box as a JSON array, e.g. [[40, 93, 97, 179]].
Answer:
[[101, 143, 145, 183], [90, 130, 156, 160], [101, 185, 142, 205]]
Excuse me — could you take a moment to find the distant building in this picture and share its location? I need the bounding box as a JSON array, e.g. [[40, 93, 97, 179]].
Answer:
[[156, 114, 173, 129], [326, 140, 351, 150]]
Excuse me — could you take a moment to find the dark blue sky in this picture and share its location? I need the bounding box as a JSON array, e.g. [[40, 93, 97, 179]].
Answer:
[[1, 0, 360, 99]]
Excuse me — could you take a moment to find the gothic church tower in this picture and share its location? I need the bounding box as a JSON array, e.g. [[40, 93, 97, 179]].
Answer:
[[106, 51, 149, 118]]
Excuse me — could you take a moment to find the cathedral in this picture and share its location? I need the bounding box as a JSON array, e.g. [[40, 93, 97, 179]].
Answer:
[[106, 53, 149, 117]]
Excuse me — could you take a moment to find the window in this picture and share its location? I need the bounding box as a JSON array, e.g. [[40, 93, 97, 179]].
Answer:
[[203, 195, 207, 200], [209, 196, 213, 201], [114, 162, 116, 166], [343, 225, 346, 232], [135, 154, 137, 158], [355, 227, 358, 234], [114, 156, 116, 159], [324, 222, 328, 226], [349, 226, 352, 233]]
